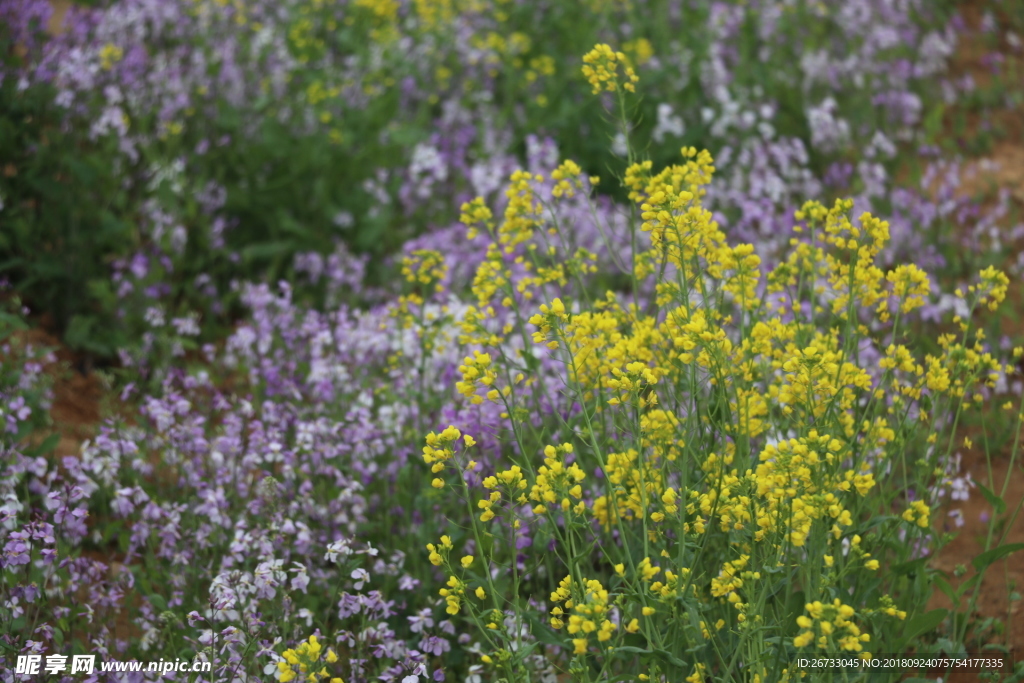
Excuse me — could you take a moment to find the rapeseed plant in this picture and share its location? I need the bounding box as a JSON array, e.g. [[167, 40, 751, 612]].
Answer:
[[275, 635, 341, 683], [422, 44, 1021, 683]]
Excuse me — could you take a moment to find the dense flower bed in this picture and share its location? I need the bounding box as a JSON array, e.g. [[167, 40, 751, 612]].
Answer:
[[1, 1, 1024, 682]]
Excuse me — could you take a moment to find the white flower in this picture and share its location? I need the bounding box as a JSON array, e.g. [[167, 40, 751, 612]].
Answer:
[[611, 132, 628, 158], [408, 608, 434, 634], [325, 538, 352, 563], [653, 103, 685, 143], [290, 563, 310, 593], [351, 568, 370, 590]]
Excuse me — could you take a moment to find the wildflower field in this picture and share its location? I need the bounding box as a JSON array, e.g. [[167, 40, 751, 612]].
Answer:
[[3, 0, 1024, 681]]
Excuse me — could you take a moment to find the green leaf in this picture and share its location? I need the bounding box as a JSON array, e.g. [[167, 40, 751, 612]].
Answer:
[[653, 648, 686, 668], [148, 593, 169, 613], [65, 314, 114, 356], [897, 609, 947, 651], [276, 210, 311, 239], [26, 433, 60, 457], [0, 257, 25, 273], [976, 483, 1006, 515], [956, 573, 982, 599], [972, 543, 1024, 572], [982, 643, 1010, 653], [781, 590, 805, 637], [119, 529, 131, 554], [523, 612, 564, 649], [932, 575, 958, 607], [0, 310, 28, 331], [241, 240, 294, 263], [614, 645, 686, 668], [893, 555, 930, 577], [923, 103, 946, 140]]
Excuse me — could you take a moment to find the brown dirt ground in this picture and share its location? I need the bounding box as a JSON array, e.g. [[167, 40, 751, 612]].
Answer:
[[18, 325, 102, 456]]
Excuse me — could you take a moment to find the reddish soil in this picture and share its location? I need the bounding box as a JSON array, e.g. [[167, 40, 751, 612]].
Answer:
[[930, 453, 1024, 682], [17, 325, 103, 456]]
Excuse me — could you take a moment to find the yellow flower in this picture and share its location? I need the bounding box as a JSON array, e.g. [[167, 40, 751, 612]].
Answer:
[[278, 661, 296, 682], [99, 43, 124, 70], [581, 43, 639, 94], [277, 635, 333, 683]]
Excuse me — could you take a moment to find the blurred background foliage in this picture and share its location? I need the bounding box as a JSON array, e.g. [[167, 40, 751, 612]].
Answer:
[[1, 0, 1021, 366]]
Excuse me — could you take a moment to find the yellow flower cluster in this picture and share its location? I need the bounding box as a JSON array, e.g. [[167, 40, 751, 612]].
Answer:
[[439, 574, 468, 615], [469, 243, 510, 309], [392, 249, 450, 324], [622, 37, 654, 66], [710, 555, 750, 599], [551, 160, 583, 198], [426, 534, 453, 566], [529, 298, 568, 350], [499, 170, 543, 254], [973, 265, 1011, 311], [549, 576, 616, 653], [276, 636, 340, 683], [713, 243, 762, 309], [902, 499, 931, 528], [591, 449, 665, 528], [456, 351, 498, 404], [413, 0, 456, 30], [481, 465, 527, 522], [99, 44, 124, 70], [885, 263, 931, 314], [581, 43, 639, 94], [401, 249, 448, 291], [647, 562, 690, 600], [353, 0, 398, 21], [871, 595, 908, 621], [523, 54, 556, 83], [528, 444, 585, 514], [422, 426, 474, 487], [793, 600, 870, 654], [747, 432, 866, 546], [420, 55, 1016, 674], [459, 197, 494, 241]]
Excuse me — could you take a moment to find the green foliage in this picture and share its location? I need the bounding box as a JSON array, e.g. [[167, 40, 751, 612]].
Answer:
[[0, 77, 135, 357]]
